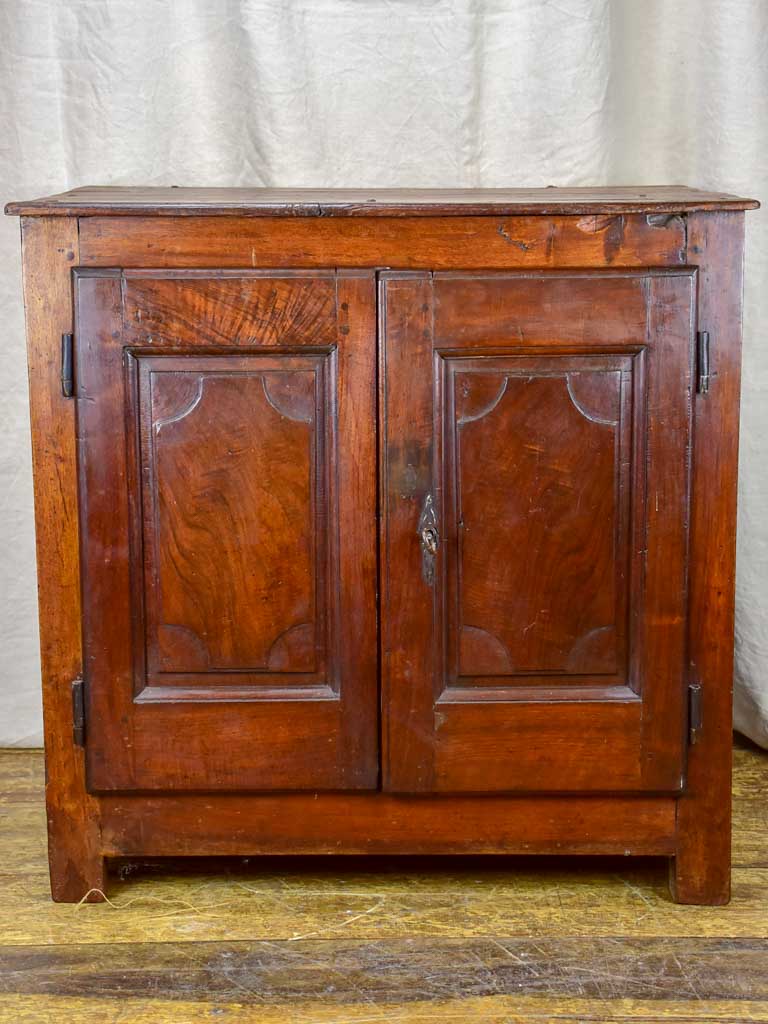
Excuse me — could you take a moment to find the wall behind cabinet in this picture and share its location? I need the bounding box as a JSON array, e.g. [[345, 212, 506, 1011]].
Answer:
[[1, 0, 766, 745]]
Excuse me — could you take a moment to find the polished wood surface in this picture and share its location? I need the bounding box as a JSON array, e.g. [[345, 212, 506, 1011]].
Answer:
[[99, 790, 676, 858], [381, 269, 695, 793], [5, 184, 759, 216], [78, 213, 689, 269], [17, 218, 105, 903], [1, 745, 767, 1022], [76, 270, 378, 792], [141, 355, 322, 682], [671, 212, 746, 905], [451, 356, 629, 680]]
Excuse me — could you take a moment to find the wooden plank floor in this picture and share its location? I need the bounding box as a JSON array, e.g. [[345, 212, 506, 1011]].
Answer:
[[0, 740, 766, 1023]]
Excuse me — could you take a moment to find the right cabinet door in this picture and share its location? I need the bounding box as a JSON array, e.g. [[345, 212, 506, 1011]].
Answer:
[[380, 269, 697, 793]]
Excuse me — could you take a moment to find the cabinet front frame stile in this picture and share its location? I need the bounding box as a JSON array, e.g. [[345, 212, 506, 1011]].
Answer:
[[12, 197, 750, 904], [672, 211, 745, 904], [19, 217, 105, 902]]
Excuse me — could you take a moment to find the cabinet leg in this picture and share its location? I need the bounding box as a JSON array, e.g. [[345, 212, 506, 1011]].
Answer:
[[44, 752, 106, 902], [669, 746, 732, 906], [22, 217, 108, 905], [669, 839, 730, 906], [668, 211, 740, 908], [47, 826, 107, 903], [668, 695, 732, 906]]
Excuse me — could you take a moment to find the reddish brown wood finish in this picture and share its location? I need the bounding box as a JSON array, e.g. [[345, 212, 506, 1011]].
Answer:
[[380, 270, 695, 793], [140, 355, 323, 686], [75, 270, 378, 792], [8, 188, 755, 904], [450, 355, 630, 682], [6, 184, 759, 217], [671, 212, 746, 904], [76, 214, 687, 270], [99, 792, 677, 857], [18, 219, 105, 900]]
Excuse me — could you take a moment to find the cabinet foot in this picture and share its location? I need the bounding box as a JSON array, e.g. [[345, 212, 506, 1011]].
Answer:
[[49, 851, 107, 903], [668, 851, 730, 906]]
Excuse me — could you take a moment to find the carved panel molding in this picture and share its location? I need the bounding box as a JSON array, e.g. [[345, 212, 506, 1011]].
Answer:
[[440, 354, 637, 693], [129, 352, 335, 698]]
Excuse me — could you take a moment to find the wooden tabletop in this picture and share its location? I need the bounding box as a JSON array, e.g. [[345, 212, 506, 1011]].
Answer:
[[5, 185, 760, 218]]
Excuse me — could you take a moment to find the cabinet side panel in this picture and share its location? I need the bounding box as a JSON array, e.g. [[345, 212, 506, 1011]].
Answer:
[[672, 212, 745, 904], [18, 217, 104, 901]]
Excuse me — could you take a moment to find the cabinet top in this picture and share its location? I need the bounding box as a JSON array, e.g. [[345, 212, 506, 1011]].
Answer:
[[5, 185, 760, 218]]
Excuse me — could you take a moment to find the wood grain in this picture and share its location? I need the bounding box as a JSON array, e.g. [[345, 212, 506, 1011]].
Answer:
[[0, 746, 767, 1022], [75, 270, 379, 793], [2, 996, 767, 1024], [381, 269, 695, 794], [76, 213, 689, 269], [448, 356, 630, 682], [6, 183, 759, 216], [3, 936, 768, 1002], [671, 212, 745, 905], [140, 355, 326, 685], [97, 790, 676, 858], [7, 195, 755, 909], [17, 218, 105, 902]]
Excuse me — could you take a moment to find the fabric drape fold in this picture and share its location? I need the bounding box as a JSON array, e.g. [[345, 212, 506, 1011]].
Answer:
[[0, 0, 765, 745]]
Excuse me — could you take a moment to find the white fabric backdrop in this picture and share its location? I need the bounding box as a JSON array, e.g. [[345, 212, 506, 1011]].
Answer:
[[0, 0, 766, 747]]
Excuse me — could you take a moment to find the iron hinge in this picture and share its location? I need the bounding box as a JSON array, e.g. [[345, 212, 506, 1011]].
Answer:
[[71, 677, 85, 747], [688, 682, 703, 746], [61, 332, 74, 398], [696, 330, 711, 394]]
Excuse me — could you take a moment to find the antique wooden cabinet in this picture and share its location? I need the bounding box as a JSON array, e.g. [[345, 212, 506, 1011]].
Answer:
[[6, 186, 758, 904]]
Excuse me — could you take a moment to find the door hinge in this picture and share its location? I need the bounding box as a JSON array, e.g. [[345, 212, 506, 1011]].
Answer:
[[71, 677, 85, 747], [688, 682, 703, 745], [696, 330, 710, 394], [61, 333, 74, 398]]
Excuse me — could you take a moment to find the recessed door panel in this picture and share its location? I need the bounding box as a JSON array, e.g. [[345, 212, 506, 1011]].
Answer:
[[381, 270, 695, 793], [76, 270, 377, 792], [446, 355, 634, 689], [137, 356, 329, 693]]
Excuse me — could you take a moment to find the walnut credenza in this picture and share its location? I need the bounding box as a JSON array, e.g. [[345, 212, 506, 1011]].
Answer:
[[5, 186, 758, 903]]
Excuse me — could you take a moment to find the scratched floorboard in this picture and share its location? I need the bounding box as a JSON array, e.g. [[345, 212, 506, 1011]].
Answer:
[[0, 739, 766, 1023]]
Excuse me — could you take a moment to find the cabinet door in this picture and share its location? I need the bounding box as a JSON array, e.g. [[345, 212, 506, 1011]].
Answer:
[[76, 269, 377, 791], [380, 269, 696, 793]]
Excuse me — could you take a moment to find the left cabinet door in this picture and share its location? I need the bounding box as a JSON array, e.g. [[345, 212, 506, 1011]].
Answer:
[[74, 269, 378, 792]]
